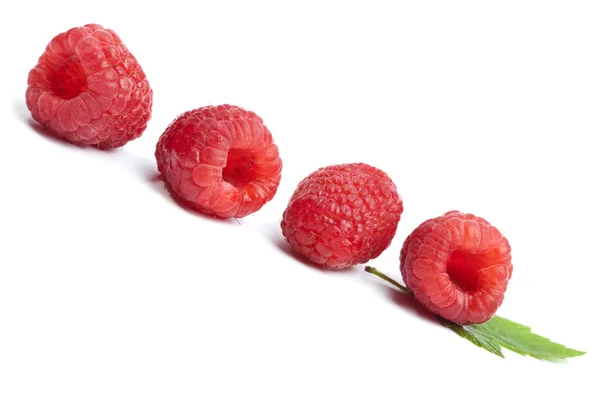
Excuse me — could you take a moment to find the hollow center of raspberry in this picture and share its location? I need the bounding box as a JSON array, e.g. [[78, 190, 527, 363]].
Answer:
[[48, 55, 88, 99], [446, 250, 481, 292], [222, 149, 256, 187]]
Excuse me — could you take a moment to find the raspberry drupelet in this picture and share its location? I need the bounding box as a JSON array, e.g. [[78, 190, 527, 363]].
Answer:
[[281, 163, 403, 269], [400, 211, 513, 325], [155, 104, 283, 219], [26, 24, 152, 149]]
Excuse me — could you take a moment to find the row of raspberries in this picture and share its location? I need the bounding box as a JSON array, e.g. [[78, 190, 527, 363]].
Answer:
[[26, 24, 513, 325]]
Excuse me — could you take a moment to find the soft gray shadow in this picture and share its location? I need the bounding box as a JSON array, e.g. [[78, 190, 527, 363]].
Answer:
[[145, 170, 240, 226], [16, 98, 107, 150], [265, 221, 357, 274], [364, 270, 439, 326], [14, 98, 31, 121], [387, 288, 438, 324], [19, 107, 74, 148]]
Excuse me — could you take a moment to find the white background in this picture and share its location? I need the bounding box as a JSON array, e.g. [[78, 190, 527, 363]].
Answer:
[[1, 1, 598, 399]]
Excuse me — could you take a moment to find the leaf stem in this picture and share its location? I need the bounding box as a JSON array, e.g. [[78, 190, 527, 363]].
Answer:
[[364, 266, 412, 295]]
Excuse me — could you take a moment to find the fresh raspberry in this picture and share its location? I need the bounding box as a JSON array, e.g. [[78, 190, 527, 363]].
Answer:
[[281, 163, 403, 269], [155, 105, 282, 218], [26, 24, 152, 149], [400, 211, 513, 325]]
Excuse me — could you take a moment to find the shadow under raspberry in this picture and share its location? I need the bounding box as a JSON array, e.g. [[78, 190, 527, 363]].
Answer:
[[365, 271, 440, 326], [387, 288, 439, 324], [16, 98, 115, 150], [26, 118, 77, 147], [146, 171, 240, 226], [265, 222, 358, 274]]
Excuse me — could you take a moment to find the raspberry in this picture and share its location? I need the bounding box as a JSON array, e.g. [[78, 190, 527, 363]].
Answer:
[[281, 163, 403, 269], [155, 105, 282, 218], [400, 211, 513, 325], [26, 24, 152, 149]]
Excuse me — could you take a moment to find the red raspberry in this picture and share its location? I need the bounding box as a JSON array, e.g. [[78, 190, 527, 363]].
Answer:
[[26, 24, 152, 149], [281, 163, 403, 269], [400, 211, 513, 325], [155, 105, 282, 218]]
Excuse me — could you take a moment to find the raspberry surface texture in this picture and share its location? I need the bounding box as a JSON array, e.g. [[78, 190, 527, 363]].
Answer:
[[155, 105, 282, 218], [400, 211, 513, 325], [281, 163, 403, 269], [26, 24, 152, 149]]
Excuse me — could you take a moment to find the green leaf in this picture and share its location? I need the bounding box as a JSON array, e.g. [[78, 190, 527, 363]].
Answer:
[[459, 315, 585, 361], [438, 315, 586, 360], [437, 316, 505, 358]]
